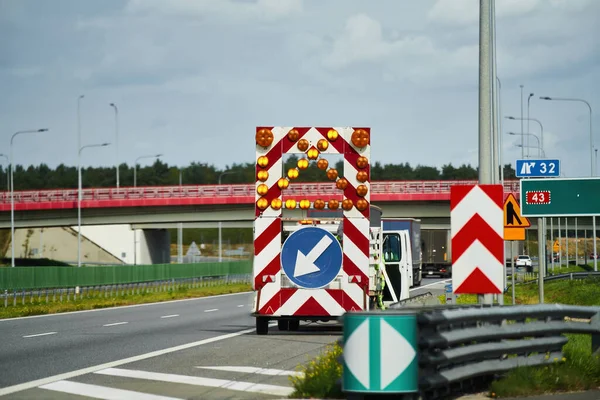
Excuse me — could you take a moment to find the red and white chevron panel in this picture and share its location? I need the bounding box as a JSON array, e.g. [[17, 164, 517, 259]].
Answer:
[[253, 127, 370, 316], [451, 184, 504, 294]]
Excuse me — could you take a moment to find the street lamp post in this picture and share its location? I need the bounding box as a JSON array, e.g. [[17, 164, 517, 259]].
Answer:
[[505, 116, 544, 152], [134, 154, 163, 188], [508, 132, 543, 157], [540, 96, 595, 271], [78, 143, 111, 268], [527, 93, 534, 157], [0, 154, 8, 192], [109, 103, 120, 188], [10, 129, 49, 267], [132, 153, 163, 265], [218, 170, 239, 263]]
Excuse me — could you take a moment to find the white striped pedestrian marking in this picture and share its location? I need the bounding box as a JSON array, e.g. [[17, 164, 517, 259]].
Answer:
[[39, 380, 183, 400], [94, 368, 294, 397], [195, 365, 303, 377]]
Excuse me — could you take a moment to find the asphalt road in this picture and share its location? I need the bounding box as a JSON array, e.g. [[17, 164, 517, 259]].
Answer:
[[0, 277, 451, 399]]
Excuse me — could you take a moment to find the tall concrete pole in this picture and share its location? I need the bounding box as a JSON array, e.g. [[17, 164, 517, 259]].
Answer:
[[478, 0, 493, 305]]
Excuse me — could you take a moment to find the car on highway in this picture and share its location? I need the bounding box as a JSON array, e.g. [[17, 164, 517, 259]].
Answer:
[[515, 255, 533, 272]]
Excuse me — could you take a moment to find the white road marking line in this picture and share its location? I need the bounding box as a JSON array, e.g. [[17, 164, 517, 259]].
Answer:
[[237, 305, 244, 307], [195, 366, 303, 377], [204, 308, 218, 312], [0, 291, 253, 322], [95, 368, 294, 397], [160, 314, 179, 319], [103, 322, 128, 327], [410, 278, 451, 292], [39, 380, 183, 400], [0, 326, 269, 396], [22, 332, 57, 338]]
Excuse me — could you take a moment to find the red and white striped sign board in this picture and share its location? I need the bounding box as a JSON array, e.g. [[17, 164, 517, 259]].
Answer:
[[253, 127, 371, 317], [451, 184, 504, 294]]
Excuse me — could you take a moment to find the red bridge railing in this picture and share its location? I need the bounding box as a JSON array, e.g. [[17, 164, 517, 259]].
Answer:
[[0, 180, 521, 211]]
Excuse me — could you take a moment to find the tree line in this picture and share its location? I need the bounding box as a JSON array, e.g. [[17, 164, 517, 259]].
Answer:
[[0, 158, 518, 191]]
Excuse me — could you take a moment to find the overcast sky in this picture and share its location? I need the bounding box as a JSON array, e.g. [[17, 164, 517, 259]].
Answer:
[[1, 0, 599, 179]]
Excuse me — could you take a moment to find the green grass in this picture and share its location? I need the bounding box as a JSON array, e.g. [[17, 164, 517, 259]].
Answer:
[[0, 282, 252, 319], [490, 334, 600, 398]]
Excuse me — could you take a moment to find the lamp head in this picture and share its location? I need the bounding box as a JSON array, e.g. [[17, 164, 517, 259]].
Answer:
[[540, 96, 552, 100], [38, 128, 48, 132]]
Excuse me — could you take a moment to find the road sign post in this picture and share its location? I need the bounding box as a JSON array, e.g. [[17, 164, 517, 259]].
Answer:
[[342, 311, 418, 396], [516, 159, 560, 178]]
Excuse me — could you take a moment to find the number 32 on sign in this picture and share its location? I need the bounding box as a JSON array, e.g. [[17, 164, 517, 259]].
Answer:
[[526, 190, 551, 205]]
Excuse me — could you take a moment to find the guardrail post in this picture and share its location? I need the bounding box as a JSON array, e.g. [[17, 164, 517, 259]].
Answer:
[[342, 311, 419, 399]]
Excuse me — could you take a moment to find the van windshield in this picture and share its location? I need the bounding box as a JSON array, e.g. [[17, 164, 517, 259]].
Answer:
[[518, 256, 530, 259]]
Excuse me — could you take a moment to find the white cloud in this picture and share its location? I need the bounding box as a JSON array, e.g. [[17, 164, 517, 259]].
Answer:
[[125, 0, 303, 22]]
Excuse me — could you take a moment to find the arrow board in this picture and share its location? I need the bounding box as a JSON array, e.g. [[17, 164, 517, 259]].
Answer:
[[280, 226, 343, 289]]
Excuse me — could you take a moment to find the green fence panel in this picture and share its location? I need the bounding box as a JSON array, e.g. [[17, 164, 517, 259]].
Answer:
[[0, 260, 253, 290]]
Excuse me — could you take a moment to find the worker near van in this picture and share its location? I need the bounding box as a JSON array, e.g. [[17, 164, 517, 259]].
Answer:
[[373, 253, 386, 310]]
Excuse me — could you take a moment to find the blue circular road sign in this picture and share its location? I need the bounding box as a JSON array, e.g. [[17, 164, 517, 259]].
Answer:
[[281, 226, 343, 289]]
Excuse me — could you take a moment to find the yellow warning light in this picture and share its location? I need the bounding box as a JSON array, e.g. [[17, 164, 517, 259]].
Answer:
[[277, 178, 289, 189], [356, 184, 368, 197], [271, 198, 282, 210], [327, 129, 339, 141], [256, 197, 269, 210], [342, 199, 354, 211], [256, 128, 274, 148], [317, 139, 329, 151], [299, 199, 311, 209], [314, 199, 325, 209], [326, 168, 338, 181], [257, 156, 269, 168], [336, 178, 349, 190], [297, 158, 309, 170], [357, 171, 368, 182], [297, 139, 309, 152], [287, 168, 299, 180], [328, 199, 339, 210], [299, 219, 313, 225], [356, 156, 369, 169], [307, 147, 319, 160], [356, 199, 369, 211], [257, 183, 269, 196], [317, 159, 329, 170], [287, 129, 299, 142], [257, 170, 269, 182], [351, 129, 369, 148], [285, 199, 297, 209]]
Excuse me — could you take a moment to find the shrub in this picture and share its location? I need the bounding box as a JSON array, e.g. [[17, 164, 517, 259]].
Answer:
[[289, 341, 344, 399]]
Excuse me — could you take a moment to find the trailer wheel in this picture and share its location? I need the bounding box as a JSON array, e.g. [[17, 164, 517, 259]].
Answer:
[[277, 319, 289, 331], [288, 319, 300, 331], [256, 317, 269, 335]]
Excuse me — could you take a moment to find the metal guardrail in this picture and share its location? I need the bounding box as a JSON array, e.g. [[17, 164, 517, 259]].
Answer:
[[339, 303, 600, 399], [1, 274, 252, 309]]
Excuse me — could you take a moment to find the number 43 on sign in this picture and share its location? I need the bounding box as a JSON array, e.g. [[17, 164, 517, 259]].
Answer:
[[526, 190, 551, 205]]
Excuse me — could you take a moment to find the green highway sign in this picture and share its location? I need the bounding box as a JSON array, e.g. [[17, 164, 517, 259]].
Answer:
[[342, 312, 418, 394], [520, 177, 600, 217]]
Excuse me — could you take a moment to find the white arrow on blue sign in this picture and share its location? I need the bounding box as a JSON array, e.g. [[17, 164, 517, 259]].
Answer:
[[515, 159, 560, 178], [280, 226, 343, 289]]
